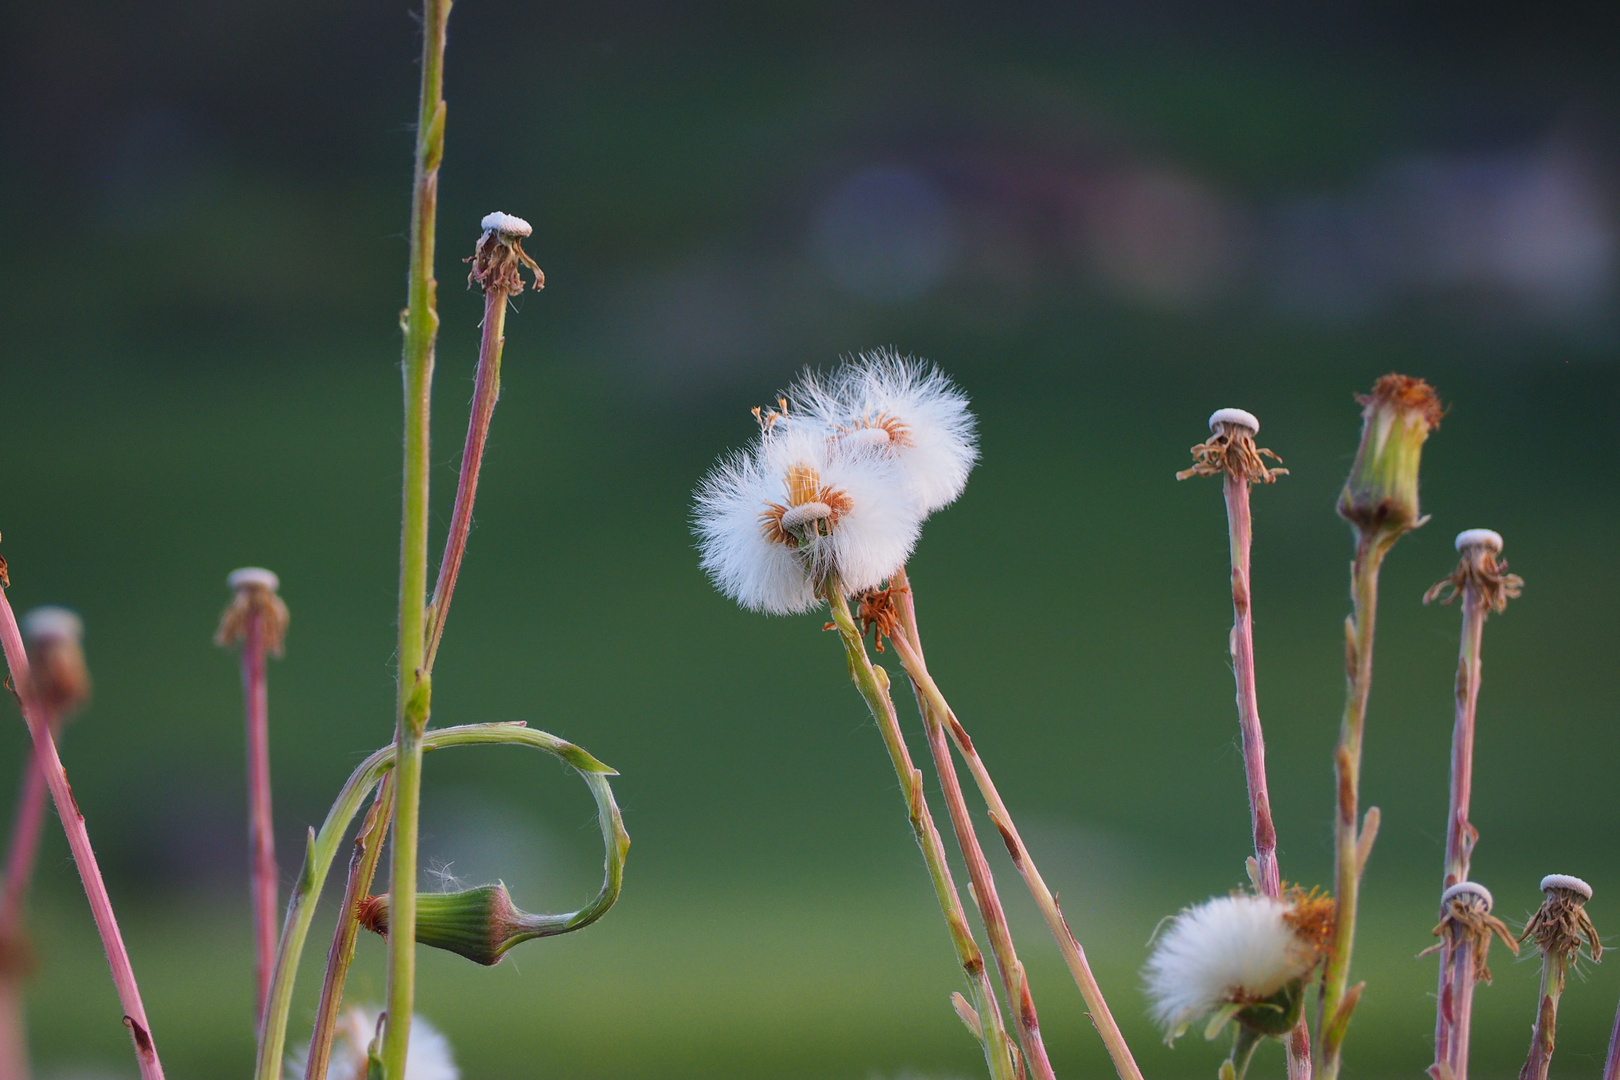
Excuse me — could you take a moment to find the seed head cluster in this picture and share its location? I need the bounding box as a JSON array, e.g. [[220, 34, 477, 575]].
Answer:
[[291, 1005, 458, 1080], [693, 350, 977, 614]]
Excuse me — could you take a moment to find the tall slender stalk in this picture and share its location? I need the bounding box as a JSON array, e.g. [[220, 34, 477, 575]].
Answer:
[[824, 585, 1018, 1080], [382, 0, 451, 1074], [0, 721, 53, 1080], [0, 590, 163, 1080], [886, 567, 1144, 1080], [1519, 879, 1599, 1080], [239, 604, 278, 1019], [1601, 995, 1620, 1080]]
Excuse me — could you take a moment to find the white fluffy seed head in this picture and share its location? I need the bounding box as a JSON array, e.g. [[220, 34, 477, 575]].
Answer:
[[479, 211, 532, 238], [20, 606, 82, 644], [1208, 408, 1259, 433], [228, 567, 280, 592], [1441, 881, 1494, 912], [1541, 874, 1592, 900], [1454, 529, 1504, 553], [1143, 895, 1318, 1038], [693, 420, 922, 614], [789, 349, 978, 516], [289, 1005, 458, 1080]]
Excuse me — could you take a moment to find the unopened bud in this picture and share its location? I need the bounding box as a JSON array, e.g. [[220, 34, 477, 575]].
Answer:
[[360, 882, 580, 967], [21, 607, 90, 720], [1337, 374, 1444, 539], [215, 567, 289, 657]]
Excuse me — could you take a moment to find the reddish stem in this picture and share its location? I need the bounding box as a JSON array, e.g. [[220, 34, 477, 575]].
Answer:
[[0, 746, 52, 938], [240, 612, 278, 1021], [0, 588, 164, 1080], [1601, 994, 1620, 1080]]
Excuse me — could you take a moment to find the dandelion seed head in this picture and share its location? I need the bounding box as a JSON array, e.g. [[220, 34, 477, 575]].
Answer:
[[289, 1005, 458, 1080], [1454, 529, 1504, 553], [1208, 408, 1259, 433]]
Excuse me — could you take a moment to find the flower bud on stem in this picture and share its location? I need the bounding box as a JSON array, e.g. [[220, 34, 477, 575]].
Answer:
[[885, 566, 1145, 1080], [0, 585, 164, 1079], [216, 567, 289, 1020], [1520, 876, 1600, 1080], [823, 578, 1019, 1080]]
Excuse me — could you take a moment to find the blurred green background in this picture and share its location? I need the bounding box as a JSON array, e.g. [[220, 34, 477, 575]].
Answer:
[[3, 2, 1620, 1077]]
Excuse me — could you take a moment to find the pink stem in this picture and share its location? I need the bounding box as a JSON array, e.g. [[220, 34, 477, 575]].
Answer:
[[1224, 473, 1311, 1080], [1433, 583, 1487, 1080], [1601, 994, 1620, 1080], [0, 588, 164, 1080], [423, 286, 508, 674], [0, 747, 52, 938], [241, 612, 278, 1022]]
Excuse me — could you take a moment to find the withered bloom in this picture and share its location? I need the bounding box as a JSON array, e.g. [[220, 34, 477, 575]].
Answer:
[[1420, 881, 1518, 984], [1177, 408, 1287, 485], [1424, 529, 1524, 613], [20, 607, 90, 721], [215, 567, 289, 657], [468, 211, 543, 296], [1338, 375, 1444, 539]]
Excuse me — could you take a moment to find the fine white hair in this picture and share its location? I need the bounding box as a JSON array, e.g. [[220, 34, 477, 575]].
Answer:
[[791, 349, 978, 516], [289, 1006, 458, 1080], [693, 419, 921, 614], [1143, 895, 1316, 1037]]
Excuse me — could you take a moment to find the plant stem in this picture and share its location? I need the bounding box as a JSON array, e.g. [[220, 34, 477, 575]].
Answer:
[[1221, 471, 1312, 1080], [0, 725, 51, 1080], [824, 586, 1018, 1080], [383, 0, 450, 1074], [1600, 994, 1620, 1080], [1318, 533, 1391, 1080], [254, 722, 625, 1080], [887, 567, 1144, 1080], [1520, 951, 1566, 1080], [1432, 579, 1488, 1080], [424, 281, 509, 675], [304, 775, 395, 1080], [239, 606, 279, 1021], [0, 588, 164, 1080]]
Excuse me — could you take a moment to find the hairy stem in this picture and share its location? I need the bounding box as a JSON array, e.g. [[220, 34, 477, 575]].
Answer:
[[304, 775, 395, 1080], [0, 589, 164, 1080], [888, 567, 1144, 1080], [1319, 533, 1391, 1080], [825, 586, 1017, 1080], [424, 282, 509, 675], [1432, 582, 1488, 1080], [1520, 952, 1565, 1080], [382, 0, 450, 1074], [240, 608, 279, 1021]]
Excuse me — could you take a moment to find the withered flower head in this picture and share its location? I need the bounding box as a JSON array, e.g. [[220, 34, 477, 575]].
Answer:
[[1521, 874, 1600, 966], [469, 211, 543, 296], [1337, 375, 1444, 539], [1419, 881, 1518, 983], [1177, 407, 1287, 485], [20, 606, 89, 720], [1423, 529, 1524, 613], [215, 567, 289, 657]]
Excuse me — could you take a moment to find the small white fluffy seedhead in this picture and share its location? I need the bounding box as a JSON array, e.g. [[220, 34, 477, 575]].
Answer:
[[291, 1005, 458, 1080], [228, 567, 281, 592], [792, 349, 979, 516], [1208, 408, 1259, 434], [479, 211, 531, 238], [1143, 895, 1318, 1038], [1541, 874, 1592, 900], [1441, 881, 1494, 912], [1454, 529, 1503, 553], [693, 421, 921, 614], [21, 606, 82, 644]]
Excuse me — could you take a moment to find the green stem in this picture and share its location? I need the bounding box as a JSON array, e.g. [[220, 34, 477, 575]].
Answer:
[[1318, 532, 1391, 1079], [384, 0, 450, 1074], [825, 586, 1017, 1080], [1520, 953, 1565, 1080], [252, 722, 625, 1080]]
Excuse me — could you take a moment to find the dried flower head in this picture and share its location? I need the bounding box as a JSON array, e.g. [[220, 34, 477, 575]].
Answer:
[[1419, 881, 1518, 983], [1424, 529, 1524, 612], [1521, 875, 1600, 965], [216, 567, 289, 657], [289, 1004, 458, 1080], [1176, 408, 1287, 484], [1338, 374, 1444, 538], [789, 349, 978, 516], [21, 606, 90, 720], [1144, 891, 1334, 1042], [694, 421, 921, 614], [468, 211, 543, 295]]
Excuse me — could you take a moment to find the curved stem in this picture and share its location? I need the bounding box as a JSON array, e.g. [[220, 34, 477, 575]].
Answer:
[[824, 587, 1017, 1080], [885, 569, 1143, 1080], [0, 589, 164, 1080], [253, 722, 626, 1080]]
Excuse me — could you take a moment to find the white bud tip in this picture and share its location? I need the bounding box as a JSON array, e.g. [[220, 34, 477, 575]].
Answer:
[[1208, 408, 1259, 433], [21, 606, 83, 644], [1441, 881, 1493, 911], [480, 211, 532, 238], [1454, 529, 1504, 553], [1541, 874, 1592, 899], [228, 567, 280, 592]]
